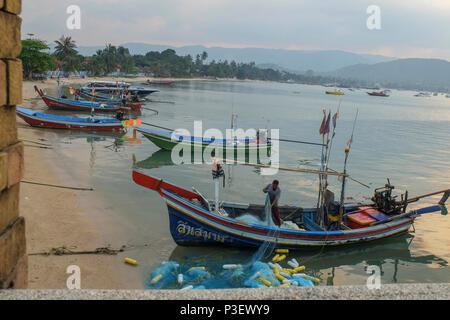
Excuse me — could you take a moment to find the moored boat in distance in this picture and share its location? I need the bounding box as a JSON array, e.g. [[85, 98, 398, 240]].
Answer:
[[143, 80, 174, 86], [16, 107, 125, 131], [414, 92, 431, 97], [367, 90, 390, 97], [325, 90, 344, 95]]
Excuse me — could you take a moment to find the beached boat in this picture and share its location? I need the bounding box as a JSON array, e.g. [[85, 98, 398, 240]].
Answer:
[[75, 89, 146, 104], [134, 126, 272, 154], [16, 107, 124, 131], [80, 81, 159, 99], [367, 90, 390, 97], [132, 170, 448, 249], [325, 90, 344, 95], [35, 86, 142, 112]]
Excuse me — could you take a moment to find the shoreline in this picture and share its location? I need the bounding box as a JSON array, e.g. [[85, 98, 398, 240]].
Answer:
[[19, 80, 145, 289]]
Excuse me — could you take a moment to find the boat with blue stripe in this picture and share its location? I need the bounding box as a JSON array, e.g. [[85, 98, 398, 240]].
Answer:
[[16, 107, 124, 131], [132, 170, 448, 249]]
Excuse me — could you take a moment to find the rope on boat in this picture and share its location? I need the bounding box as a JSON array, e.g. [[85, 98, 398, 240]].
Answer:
[[21, 180, 94, 191], [268, 137, 326, 147], [147, 99, 175, 104], [142, 122, 175, 131], [141, 107, 159, 115]]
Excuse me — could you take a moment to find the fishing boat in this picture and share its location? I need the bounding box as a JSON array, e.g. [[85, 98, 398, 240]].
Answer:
[[16, 107, 125, 131], [80, 81, 159, 99], [367, 90, 390, 97], [132, 109, 448, 249], [75, 89, 146, 104], [143, 80, 174, 86], [34, 86, 142, 112], [325, 90, 344, 95], [133, 169, 448, 249], [134, 126, 272, 154], [414, 92, 431, 97]]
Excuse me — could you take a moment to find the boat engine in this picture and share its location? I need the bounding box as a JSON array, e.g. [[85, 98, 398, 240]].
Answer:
[[372, 179, 408, 215]]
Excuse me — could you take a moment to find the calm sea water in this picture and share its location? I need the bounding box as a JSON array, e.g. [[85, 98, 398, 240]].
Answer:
[[35, 80, 449, 287]]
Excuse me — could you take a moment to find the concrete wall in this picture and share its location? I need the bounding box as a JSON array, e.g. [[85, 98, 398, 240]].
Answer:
[[0, 0, 27, 289]]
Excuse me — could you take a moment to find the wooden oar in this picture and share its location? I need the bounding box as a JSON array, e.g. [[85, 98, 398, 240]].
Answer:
[[216, 158, 348, 177]]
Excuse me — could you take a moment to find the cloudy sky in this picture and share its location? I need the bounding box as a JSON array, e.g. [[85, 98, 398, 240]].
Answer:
[[21, 0, 450, 59]]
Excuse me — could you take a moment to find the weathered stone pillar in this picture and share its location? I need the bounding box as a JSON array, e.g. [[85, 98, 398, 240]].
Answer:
[[0, 0, 27, 289]]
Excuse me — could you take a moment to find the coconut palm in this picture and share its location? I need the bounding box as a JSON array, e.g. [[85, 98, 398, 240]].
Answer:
[[53, 35, 82, 73]]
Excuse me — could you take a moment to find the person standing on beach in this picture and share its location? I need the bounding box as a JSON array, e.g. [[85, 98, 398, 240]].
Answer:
[[263, 180, 281, 226]]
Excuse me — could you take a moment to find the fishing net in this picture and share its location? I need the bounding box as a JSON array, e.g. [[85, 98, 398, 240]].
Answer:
[[147, 195, 316, 290]]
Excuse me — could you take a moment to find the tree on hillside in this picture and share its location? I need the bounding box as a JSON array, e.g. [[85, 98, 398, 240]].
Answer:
[[19, 37, 56, 80]]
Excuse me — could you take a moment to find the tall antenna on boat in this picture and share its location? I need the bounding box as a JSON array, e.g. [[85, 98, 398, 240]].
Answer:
[[338, 108, 359, 229]]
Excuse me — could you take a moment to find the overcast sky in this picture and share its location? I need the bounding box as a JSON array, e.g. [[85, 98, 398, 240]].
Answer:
[[21, 0, 450, 59]]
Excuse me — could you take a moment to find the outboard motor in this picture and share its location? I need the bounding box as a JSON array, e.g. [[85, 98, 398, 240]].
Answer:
[[372, 179, 407, 215]]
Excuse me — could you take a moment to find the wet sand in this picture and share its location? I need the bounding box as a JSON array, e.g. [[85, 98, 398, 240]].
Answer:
[[19, 78, 150, 289]]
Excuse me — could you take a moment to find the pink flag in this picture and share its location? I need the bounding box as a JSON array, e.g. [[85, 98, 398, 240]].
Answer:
[[347, 135, 354, 147], [332, 112, 337, 129]]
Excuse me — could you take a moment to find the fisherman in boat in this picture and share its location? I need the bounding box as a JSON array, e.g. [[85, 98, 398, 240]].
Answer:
[[263, 180, 281, 226]]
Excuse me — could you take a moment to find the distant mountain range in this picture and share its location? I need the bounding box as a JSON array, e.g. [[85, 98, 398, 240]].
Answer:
[[48, 42, 449, 90], [53, 42, 395, 73], [327, 58, 450, 91]]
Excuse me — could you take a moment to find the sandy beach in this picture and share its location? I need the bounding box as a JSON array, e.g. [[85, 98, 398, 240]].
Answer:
[[19, 77, 155, 289]]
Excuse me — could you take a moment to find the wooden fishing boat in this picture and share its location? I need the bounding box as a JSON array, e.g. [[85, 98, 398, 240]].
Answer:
[[75, 89, 146, 104], [132, 170, 447, 249], [134, 127, 272, 154], [80, 81, 159, 99], [35, 86, 142, 112], [16, 107, 124, 131]]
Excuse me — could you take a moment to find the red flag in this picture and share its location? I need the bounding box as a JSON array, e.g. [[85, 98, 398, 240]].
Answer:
[[324, 112, 331, 134], [319, 110, 327, 135]]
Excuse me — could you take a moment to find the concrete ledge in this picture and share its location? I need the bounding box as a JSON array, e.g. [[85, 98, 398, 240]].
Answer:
[[0, 283, 448, 300]]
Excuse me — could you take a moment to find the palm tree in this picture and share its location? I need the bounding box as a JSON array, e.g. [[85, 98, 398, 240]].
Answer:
[[53, 35, 81, 73]]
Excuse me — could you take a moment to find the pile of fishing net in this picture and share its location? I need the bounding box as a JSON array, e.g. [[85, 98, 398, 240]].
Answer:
[[147, 195, 320, 290], [147, 257, 320, 290]]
